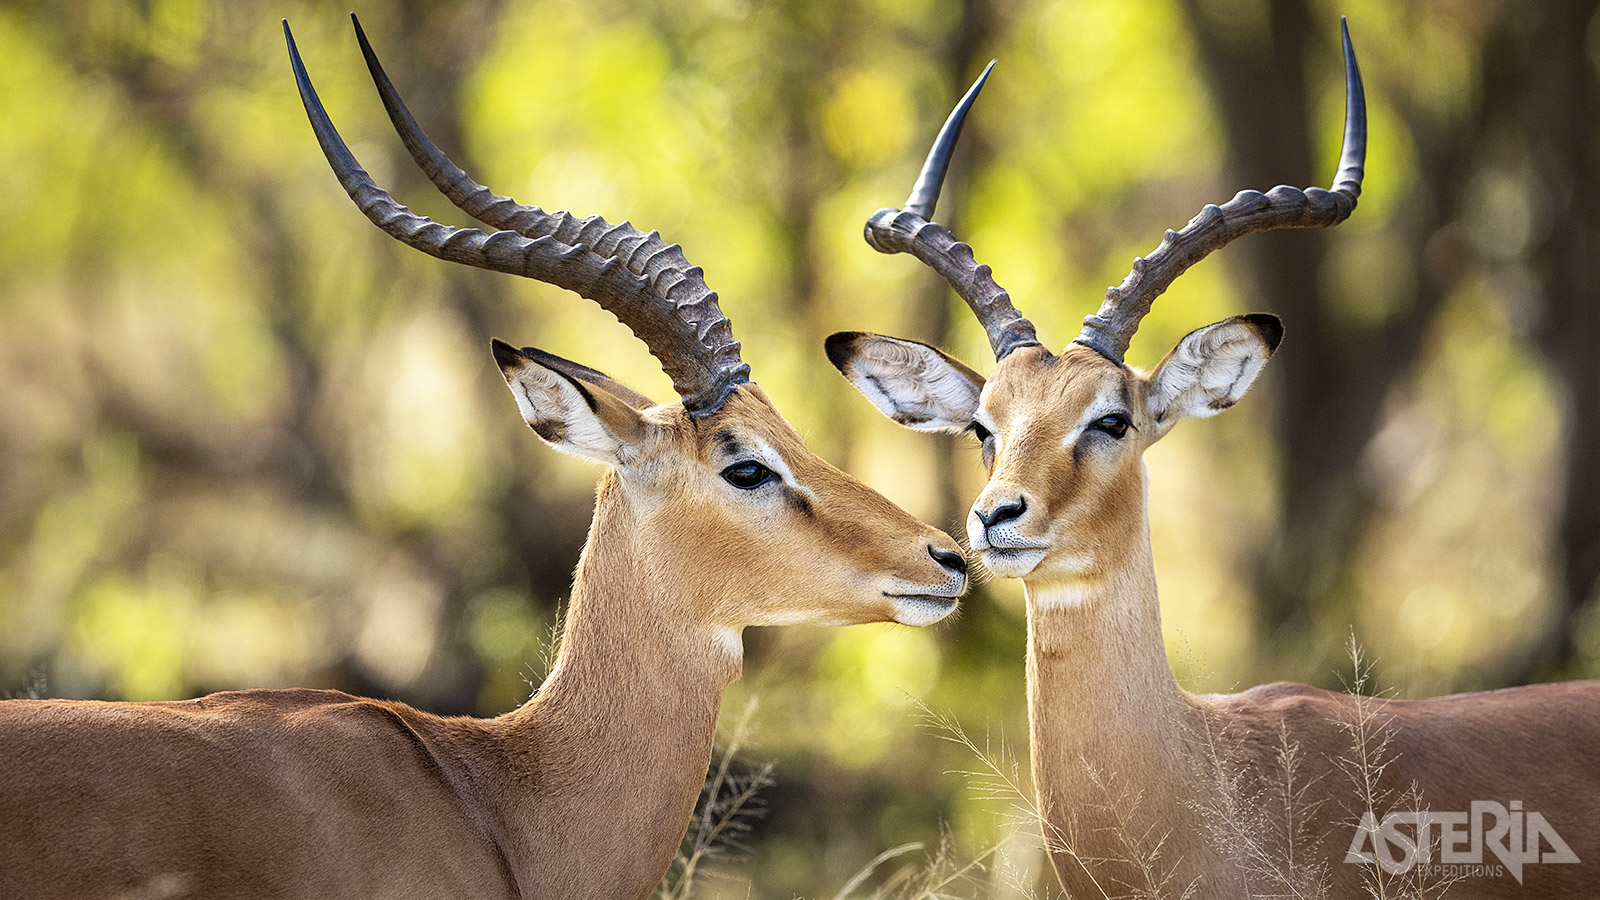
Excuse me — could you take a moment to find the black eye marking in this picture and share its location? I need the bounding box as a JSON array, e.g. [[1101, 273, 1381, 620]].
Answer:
[[721, 461, 776, 490], [1090, 413, 1132, 439], [712, 429, 744, 457], [969, 421, 992, 443], [786, 488, 815, 517]]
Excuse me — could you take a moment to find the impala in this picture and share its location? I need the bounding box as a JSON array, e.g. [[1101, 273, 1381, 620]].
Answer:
[[0, 18, 969, 900], [829, 22, 1600, 899]]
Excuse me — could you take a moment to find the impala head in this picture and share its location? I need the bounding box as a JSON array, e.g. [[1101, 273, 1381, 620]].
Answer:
[[829, 22, 1364, 584], [287, 16, 966, 629]]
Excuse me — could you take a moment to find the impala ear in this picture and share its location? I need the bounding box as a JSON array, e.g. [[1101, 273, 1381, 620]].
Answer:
[[825, 332, 985, 433], [1146, 314, 1282, 440], [491, 339, 651, 465]]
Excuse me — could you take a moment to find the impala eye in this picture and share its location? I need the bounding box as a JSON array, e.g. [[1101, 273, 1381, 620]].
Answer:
[[1091, 414, 1131, 439], [970, 421, 993, 443], [721, 461, 775, 490]]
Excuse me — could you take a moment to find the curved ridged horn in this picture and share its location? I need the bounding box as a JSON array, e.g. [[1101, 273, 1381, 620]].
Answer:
[[864, 61, 1040, 361], [284, 19, 749, 415], [1075, 18, 1367, 365]]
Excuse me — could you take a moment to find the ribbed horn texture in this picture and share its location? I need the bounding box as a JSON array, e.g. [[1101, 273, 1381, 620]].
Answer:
[[1075, 18, 1367, 365], [285, 17, 749, 415], [864, 61, 1040, 361]]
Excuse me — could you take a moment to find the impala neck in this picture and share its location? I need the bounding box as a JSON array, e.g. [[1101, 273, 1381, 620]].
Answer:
[[496, 472, 742, 899], [1023, 502, 1212, 888]]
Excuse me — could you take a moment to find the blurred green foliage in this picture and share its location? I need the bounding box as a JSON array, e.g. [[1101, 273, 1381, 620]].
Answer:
[[2, 0, 1596, 897]]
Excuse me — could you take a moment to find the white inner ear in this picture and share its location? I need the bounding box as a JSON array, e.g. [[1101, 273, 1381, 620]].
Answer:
[[506, 365, 625, 463], [1148, 322, 1272, 429], [845, 338, 981, 432]]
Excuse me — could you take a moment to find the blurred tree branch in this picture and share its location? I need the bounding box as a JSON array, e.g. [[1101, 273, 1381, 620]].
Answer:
[[1502, 0, 1600, 683]]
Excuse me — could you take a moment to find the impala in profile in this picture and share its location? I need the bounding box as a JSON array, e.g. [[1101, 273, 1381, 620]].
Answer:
[[0, 17, 968, 900], [830, 22, 1600, 899]]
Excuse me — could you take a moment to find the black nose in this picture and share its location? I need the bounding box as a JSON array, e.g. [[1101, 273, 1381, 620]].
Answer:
[[929, 545, 968, 576], [975, 497, 1026, 528]]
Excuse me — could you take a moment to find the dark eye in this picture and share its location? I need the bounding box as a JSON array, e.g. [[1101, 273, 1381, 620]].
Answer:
[[970, 421, 993, 443], [721, 461, 775, 490], [1091, 414, 1131, 439]]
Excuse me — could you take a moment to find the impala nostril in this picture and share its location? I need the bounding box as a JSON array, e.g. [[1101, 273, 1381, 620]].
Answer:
[[929, 545, 968, 576], [976, 497, 1026, 528]]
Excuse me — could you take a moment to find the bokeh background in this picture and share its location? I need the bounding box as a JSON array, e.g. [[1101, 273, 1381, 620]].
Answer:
[[2, 0, 1597, 896]]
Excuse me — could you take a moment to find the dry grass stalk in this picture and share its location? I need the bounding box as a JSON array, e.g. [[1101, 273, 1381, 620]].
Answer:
[[656, 698, 776, 900], [1335, 637, 1458, 900]]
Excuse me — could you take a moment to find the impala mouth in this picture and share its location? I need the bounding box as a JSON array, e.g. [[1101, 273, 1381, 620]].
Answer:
[[978, 546, 1048, 579], [970, 530, 1049, 579], [886, 592, 960, 626]]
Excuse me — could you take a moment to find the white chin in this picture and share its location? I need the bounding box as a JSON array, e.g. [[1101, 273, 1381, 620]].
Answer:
[[891, 596, 959, 626], [980, 548, 1047, 579]]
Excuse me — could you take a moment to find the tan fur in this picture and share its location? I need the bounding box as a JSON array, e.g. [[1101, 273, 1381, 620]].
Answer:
[[832, 329, 1600, 898], [984, 345, 1600, 899], [0, 382, 966, 900]]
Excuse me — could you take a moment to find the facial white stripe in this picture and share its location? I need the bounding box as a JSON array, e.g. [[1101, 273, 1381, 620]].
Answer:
[[1062, 384, 1132, 447], [754, 439, 813, 501]]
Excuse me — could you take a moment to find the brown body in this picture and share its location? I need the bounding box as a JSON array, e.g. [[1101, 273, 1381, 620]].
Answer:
[[3, 497, 727, 900], [1, 387, 969, 900], [4, 691, 526, 899], [1024, 506, 1600, 900]]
